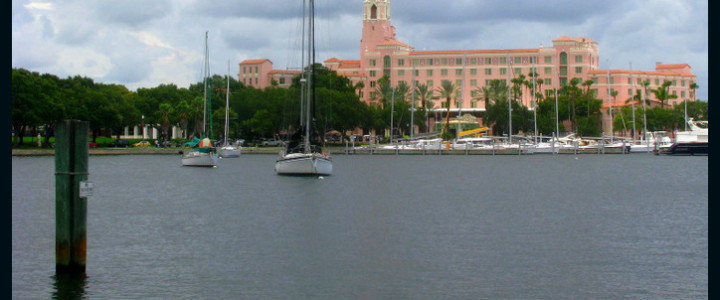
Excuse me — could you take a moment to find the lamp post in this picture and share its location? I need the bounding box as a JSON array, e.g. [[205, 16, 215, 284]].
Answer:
[[141, 115, 145, 139]]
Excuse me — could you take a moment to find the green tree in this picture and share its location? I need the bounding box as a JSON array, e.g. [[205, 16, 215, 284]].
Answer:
[[436, 80, 457, 140], [652, 80, 678, 109]]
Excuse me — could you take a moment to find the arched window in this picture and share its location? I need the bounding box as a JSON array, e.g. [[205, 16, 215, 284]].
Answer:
[[384, 55, 391, 68], [560, 52, 568, 65], [371, 5, 377, 19]]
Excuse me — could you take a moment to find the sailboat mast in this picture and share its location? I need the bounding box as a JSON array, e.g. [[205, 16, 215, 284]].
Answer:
[[304, 0, 314, 153], [225, 60, 230, 145], [203, 31, 208, 138]]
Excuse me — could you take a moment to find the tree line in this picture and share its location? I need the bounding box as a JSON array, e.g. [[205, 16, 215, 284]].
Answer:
[[12, 66, 706, 147]]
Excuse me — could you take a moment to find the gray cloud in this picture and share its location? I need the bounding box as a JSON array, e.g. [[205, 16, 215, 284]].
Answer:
[[11, 0, 708, 100]]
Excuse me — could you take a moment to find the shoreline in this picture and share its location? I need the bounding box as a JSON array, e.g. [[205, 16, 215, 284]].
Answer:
[[12, 146, 644, 156]]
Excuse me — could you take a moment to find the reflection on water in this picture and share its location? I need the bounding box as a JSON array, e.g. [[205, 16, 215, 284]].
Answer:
[[52, 273, 87, 300]]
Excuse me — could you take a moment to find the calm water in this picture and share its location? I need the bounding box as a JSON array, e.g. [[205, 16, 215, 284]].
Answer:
[[12, 153, 707, 299]]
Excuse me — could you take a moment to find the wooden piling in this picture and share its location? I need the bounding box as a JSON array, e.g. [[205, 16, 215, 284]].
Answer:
[[55, 120, 89, 274]]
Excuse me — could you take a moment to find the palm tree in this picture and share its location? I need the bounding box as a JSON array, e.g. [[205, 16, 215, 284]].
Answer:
[[158, 102, 174, 141], [610, 89, 626, 133], [652, 80, 678, 109], [374, 75, 393, 109], [565, 78, 582, 132], [414, 83, 435, 132], [689, 81, 699, 100], [581, 79, 594, 118], [436, 80, 457, 140], [175, 100, 192, 139]]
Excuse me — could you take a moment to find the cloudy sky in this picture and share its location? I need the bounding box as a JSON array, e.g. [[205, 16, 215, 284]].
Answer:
[[12, 0, 708, 100]]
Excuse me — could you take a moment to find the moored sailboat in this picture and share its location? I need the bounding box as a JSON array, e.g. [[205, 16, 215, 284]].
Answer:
[[182, 31, 218, 167], [275, 0, 332, 175], [218, 61, 240, 158]]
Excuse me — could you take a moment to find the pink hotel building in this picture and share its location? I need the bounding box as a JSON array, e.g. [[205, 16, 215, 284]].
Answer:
[[239, 0, 697, 136]]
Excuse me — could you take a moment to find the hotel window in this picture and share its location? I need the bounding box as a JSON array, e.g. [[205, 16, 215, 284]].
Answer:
[[575, 67, 582, 74], [560, 78, 567, 86], [370, 59, 376, 66], [441, 69, 448, 76], [500, 57, 507, 64], [592, 77, 598, 84], [398, 70, 405, 76], [427, 80, 434, 87], [545, 67, 552, 74], [471, 90, 478, 97], [500, 68, 507, 75], [369, 70, 376, 77], [485, 58, 492, 64], [412, 59, 419, 66], [255, 66, 258, 72], [544, 56, 552, 63], [545, 78, 552, 85], [469, 69, 476, 75], [370, 92, 377, 100], [514, 68, 521, 75], [560, 53, 568, 65], [471, 101, 477, 108], [441, 58, 448, 65], [426, 70, 433, 76], [628, 78, 632, 84], [470, 58, 477, 64], [470, 79, 477, 86], [560, 67, 567, 76], [655, 79, 659, 85], [682, 91, 686, 98], [383, 70, 390, 77], [384, 56, 391, 68], [456, 58, 463, 65], [591, 89, 597, 96], [575, 55, 583, 63], [427, 59, 433, 65], [243, 67, 246, 73], [370, 81, 376, 88], [681, 80, 686, 87], [514, 57, 521, 64], [456, 80, 462, 86], [609, 78, 614, 84], [413, 70, 419, 76], [279, 78, 285, 84], [398, 59, 405, 66], [485, 79, 492, 85], [456, 69, 463, 76], [399, 80, 407, 86], [530, 57, 537, 63]]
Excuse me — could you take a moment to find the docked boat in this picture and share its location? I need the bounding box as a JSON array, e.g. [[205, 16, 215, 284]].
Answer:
[[665, 118, 708, 155], [275, 0, 332, 176], [629, 131, 672, 153]]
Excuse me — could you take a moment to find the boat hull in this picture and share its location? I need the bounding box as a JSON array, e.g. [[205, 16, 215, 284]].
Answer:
[[275, 153, 332, 175], [665, 142, 708, 155], [218, 146, 240, 158], [182, 151, 218, 167]]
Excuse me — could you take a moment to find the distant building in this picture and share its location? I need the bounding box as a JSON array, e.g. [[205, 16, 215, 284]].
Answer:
[[240, 0, 697, 136]]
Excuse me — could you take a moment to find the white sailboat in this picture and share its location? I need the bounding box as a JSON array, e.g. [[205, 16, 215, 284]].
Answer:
[[182, 31, 218, 167], [218, 61, 240, 158], [275, 0, 332, 176]]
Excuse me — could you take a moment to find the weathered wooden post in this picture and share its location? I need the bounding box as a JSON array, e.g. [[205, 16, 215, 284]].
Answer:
[[55, 120, 89, 274]]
